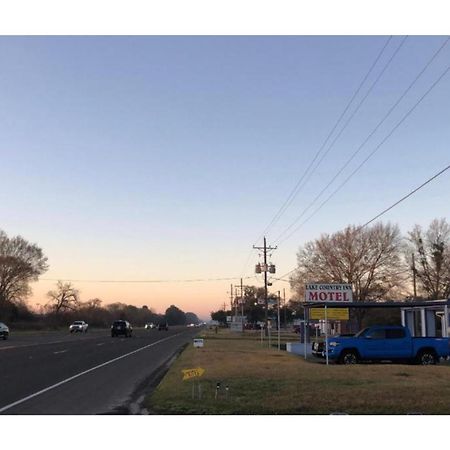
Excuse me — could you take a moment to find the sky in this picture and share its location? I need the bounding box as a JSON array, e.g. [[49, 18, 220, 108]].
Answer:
[[1, 36, 449, 319]]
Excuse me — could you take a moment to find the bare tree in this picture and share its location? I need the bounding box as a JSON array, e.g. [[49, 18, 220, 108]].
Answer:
[[408, 218, 450, 299], [0, 230, 48, 309], [46, 281, 80, 313], [290, 222, 407, 326], [83, 298, 103, 309]]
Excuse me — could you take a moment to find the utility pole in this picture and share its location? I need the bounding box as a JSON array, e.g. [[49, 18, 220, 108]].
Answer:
[[412, 253, 417, 300], [240, 277, 244, 327], [283, 288, 287, 329], [253, 236, 277, 334], [277, 290, 281, 351], [230, 284, 234, 312]]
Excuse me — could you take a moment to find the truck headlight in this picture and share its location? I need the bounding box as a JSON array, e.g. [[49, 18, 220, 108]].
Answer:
[[328, 341, 340, 347]]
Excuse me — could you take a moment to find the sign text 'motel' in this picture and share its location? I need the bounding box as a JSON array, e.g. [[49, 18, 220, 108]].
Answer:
[[305, 283, 353, 302]]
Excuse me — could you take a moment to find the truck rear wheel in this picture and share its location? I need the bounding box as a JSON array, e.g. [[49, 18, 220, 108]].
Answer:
[[339, 350, 359, 365], [416, 349, 437, 365]]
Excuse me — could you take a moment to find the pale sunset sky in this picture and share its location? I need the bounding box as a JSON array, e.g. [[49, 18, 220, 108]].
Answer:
[[1, 36, 449, 318]]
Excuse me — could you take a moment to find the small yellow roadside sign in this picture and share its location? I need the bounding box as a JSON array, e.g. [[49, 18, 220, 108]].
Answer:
[[310, 308, 349, 320], [181, 368, 205, 381]]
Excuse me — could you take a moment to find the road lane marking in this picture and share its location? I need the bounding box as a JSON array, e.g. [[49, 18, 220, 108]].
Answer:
[[53, 350, 68, 355], [0, 335, 106, 351], [0, 332, 183, 413], [96, 343, 105, 346]]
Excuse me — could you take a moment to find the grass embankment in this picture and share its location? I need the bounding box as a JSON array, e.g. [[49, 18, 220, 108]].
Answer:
[[146, 328, 450, 414]]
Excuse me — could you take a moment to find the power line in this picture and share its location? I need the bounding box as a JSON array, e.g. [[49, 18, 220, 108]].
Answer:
[[252, 36, 394, 244], [275, 37, 450, 245], [41, 276, 256, 284], [238, 37, 394, 281], [278, 58, 450, 245], [276, 35, 408, 222], [356, 164, 450, 231]]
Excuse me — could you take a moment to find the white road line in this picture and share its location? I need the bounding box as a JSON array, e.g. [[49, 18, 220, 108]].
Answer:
[[0, 335, 101, 351], [96, 343, 105, 346], [53, 350, 68, 355], [0, 333, 181, 413]]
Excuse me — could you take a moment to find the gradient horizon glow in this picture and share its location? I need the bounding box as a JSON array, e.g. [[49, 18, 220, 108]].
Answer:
[[1, 36, 449, 318]]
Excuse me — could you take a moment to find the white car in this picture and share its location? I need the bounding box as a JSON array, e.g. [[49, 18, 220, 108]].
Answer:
[[144, 323, 155, 329], [69, 321, 88, 333], [0, 322, 9, 340]]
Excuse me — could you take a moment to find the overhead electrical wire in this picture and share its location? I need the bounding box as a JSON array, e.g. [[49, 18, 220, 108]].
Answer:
[[275, 171, 446, 284], [251, 36, 394, 246], [356, 163, 450, 231], [277, 35, 408, 217], [275, 37, 450, 246], [41, 276, 256, 284], [277, 58, 450, 245], [237, 36, 395, 280]]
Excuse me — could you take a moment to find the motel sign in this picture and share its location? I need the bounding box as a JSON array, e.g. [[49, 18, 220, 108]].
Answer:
[[305, 283, 353, 302]]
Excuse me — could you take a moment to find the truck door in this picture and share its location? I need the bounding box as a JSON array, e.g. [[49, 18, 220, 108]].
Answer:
[[385, 328, 409, 359], [363, 328, 387, 359]]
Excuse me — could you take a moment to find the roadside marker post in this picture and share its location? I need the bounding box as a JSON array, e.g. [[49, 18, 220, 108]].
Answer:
[[325, 305, 329, 366], [215, 382, 221, 400], [304, 319, 307, 360], [277, 291, 281, 351]]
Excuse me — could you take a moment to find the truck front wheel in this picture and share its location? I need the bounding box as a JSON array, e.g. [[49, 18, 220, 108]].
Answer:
[[416, 350, 437, 365], [339, 350, 359, 365]]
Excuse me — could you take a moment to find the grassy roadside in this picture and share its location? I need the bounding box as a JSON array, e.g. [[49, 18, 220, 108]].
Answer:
[[145, 328, 450, 414]]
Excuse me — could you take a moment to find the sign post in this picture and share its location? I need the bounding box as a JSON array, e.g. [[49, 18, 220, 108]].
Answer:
[[325, 305, 329, 366], [277, 291, 281, 351], [182, 368, 205, 400]]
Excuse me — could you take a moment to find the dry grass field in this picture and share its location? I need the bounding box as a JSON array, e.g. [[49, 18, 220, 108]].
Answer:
[[145, 328, 450, 414]]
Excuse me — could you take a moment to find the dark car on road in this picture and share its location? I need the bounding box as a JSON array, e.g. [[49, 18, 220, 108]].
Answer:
[[0, 322, 9, 340], [158, 322, 169, 331], [111, 320, 133, 337]]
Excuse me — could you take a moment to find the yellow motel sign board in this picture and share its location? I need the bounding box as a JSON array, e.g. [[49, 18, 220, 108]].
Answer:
[[181, 368, 205, 381], [310, 308, 349, 320]]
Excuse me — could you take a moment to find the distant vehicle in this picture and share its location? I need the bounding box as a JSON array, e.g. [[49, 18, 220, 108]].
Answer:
[[158, 322, 169, 331], [111, 320, 133, 337], [69, 321, 88, 333], [145, 323, 156, 329], [314, 325, 450, 365], [187, 323, 195, 327], [0, 322, 9, 340]]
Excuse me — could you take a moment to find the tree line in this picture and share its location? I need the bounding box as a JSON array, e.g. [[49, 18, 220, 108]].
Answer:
[[211, 218, 450, 327], [0, 229, 199, 328]]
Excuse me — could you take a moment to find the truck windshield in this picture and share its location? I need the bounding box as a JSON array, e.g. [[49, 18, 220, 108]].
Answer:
[[355, 328, 370, 337]]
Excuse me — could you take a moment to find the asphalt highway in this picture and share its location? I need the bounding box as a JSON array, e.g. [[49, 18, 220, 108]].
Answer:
[[0, 326, 199, 414]]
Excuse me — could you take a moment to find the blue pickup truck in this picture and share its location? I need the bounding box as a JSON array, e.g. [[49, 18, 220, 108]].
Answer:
[[312, 326, 450, 365]]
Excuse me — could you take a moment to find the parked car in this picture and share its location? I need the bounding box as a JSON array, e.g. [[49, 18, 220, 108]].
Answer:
[[158, 322, 169, 331], [111, 320, 133, 337], [0, 322, 9, 340], [314, 325, 450, 365], [144, 323, 155, 329], [69, 321, 88, 333]]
